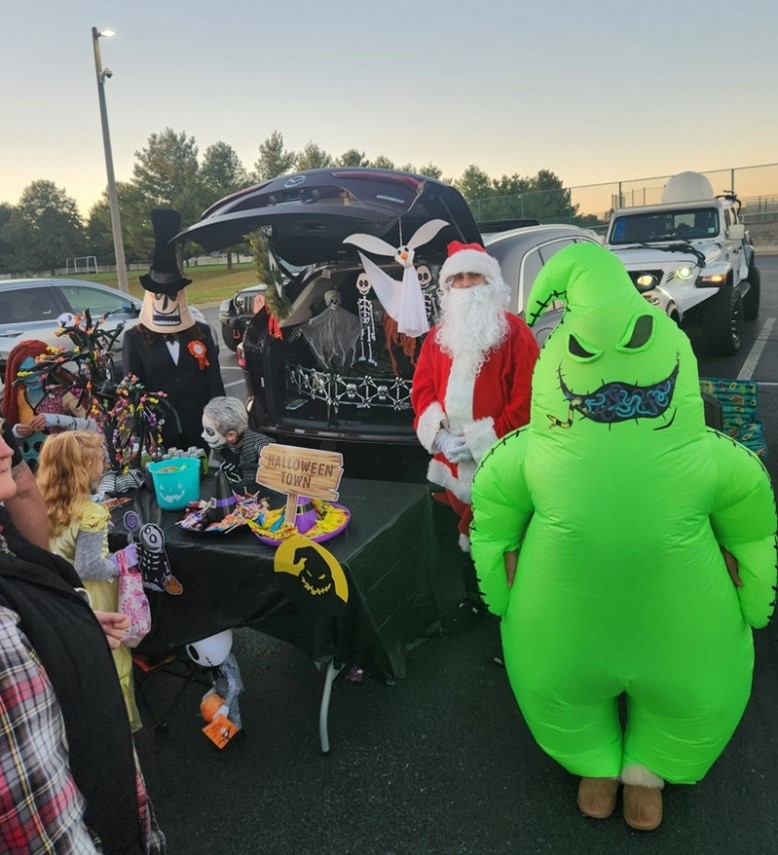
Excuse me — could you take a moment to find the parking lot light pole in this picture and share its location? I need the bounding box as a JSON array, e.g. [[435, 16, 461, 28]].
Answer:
[[91, 26, 129, 294]]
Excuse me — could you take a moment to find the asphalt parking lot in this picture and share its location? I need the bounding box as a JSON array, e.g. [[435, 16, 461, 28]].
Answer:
[[137, 262, 778, 855]]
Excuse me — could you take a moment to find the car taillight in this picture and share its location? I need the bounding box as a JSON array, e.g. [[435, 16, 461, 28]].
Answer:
[[237, 344, 246, 369]]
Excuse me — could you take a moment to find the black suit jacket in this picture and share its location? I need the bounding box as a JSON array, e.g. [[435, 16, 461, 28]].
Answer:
[[122, 322, 225, 450]]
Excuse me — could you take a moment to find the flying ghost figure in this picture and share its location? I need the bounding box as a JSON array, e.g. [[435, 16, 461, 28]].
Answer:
[[470, 243, 776, 826], [343, 219, 448, 338]]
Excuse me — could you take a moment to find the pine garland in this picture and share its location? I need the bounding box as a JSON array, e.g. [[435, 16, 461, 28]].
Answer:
[[248, 229, 293, 320]]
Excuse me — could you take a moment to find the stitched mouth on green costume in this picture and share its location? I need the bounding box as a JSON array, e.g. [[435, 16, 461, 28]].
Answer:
[[557, 359, 679, 424]]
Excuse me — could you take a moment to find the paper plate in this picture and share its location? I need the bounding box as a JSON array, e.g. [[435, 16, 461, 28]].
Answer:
[[247, 502, 350, 547]]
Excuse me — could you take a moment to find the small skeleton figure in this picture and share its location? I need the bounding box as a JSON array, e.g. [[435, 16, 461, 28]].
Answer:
[[187, 629, 244, 732], [124, 512, 183, 595], [355, 271, 377, 365], [417, 264, 440, 326]]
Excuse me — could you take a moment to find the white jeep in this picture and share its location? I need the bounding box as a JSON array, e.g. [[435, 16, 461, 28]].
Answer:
[[604, 172, 760, 355]]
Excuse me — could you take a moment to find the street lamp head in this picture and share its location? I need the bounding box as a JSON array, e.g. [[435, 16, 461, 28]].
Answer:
[[97, 28, 116, 38]]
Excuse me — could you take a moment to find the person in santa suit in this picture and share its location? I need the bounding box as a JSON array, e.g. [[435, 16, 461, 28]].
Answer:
[[123, 208, 225, 452], [411, 241, 539, 552]]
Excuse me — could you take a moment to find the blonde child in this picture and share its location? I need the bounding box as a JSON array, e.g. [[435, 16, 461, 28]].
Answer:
[[37, 430, 142, 732]]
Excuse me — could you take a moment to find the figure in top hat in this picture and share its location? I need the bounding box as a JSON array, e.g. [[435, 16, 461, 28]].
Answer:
[[122, 208, 225, 452]]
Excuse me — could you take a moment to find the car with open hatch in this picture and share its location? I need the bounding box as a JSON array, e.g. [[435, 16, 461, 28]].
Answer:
[[176, 168, 599, 470]]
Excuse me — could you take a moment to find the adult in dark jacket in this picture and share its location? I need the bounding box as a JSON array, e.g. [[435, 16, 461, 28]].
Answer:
[[122, 209, 224, 451]]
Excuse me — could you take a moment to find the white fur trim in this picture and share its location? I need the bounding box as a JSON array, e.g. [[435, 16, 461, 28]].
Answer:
[[458, 532, 471, 553], [439, 248, 502, 288], [416, 402, 446, 453], [464, 417, 498, 462], [427, 457, 473, 504], [620, 764, 665, 789], [444, 354, 476, 432]]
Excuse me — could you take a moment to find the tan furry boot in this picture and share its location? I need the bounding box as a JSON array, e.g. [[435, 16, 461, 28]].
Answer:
[[577, 777, 620, 819]]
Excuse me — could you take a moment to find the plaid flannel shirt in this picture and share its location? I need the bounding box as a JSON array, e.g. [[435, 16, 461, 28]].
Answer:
[[0, 605, 165, 854]]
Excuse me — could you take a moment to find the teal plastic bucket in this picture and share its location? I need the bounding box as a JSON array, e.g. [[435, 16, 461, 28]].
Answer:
[[148, 457, 200, 510]]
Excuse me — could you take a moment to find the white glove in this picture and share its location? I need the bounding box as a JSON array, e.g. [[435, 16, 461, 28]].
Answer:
[[213, 703, 230, 721], [434, 429, 473, 464]]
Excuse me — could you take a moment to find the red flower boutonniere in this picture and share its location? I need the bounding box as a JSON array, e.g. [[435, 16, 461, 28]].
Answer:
[[188, 340, 210, 370]]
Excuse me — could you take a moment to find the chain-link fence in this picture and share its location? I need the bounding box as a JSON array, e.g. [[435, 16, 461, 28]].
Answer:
[[470, 163, 778, 231]]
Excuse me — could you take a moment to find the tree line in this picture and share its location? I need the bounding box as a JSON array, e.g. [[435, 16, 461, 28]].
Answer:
[[0, 128, 600, 276]]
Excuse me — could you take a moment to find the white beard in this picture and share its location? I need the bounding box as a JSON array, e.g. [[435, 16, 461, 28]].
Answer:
[[436, 279, 511, 374]]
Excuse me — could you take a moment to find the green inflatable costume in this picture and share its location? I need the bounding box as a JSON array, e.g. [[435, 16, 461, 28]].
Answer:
[[470, 243, 777, 784]]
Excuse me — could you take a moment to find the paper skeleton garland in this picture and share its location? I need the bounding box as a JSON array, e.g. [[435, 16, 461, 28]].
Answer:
[[355, 272, 378, 366], [343, 219, 448, 338]]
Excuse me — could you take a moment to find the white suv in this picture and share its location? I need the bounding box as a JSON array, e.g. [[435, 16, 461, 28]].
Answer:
[[604, 172, 760, 355]]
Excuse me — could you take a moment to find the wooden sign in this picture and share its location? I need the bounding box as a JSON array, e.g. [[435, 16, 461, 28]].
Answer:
[[256, 445, 343, 502]]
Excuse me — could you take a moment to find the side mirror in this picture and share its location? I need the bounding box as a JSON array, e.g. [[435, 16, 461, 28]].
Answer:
[[727, 223, 745, 240]]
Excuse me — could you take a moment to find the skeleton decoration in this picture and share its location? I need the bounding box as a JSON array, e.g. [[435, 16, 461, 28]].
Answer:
[[417, 264, 440, 326], [343, 219, 448, 338], [355, 271, 377, 366], [124, 511, 183, 595], [301, 289, 361, 372], [187, 629, 244, 734]]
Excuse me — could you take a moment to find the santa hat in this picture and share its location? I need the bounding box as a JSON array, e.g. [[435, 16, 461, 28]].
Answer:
[[438, 241, 503, 288], [139, 208, 191, 296]]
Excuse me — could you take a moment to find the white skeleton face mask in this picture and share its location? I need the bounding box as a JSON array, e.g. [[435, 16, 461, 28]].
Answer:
[[201, 413, 228, 449], [356, 273, 371, 296], [416, 264, 433, 291]]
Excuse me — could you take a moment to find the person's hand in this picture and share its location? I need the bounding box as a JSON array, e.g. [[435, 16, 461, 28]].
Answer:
[[721, 546, 742, 587], [435, 429, 472, 463], [94, 610, 130, 649], [122, 542, 139, 569], [504, 550, 518, 587], [15, 415, 47, 436]]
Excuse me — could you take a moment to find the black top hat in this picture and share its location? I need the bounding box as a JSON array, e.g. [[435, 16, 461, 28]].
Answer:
[[139, 208, 192, 296]]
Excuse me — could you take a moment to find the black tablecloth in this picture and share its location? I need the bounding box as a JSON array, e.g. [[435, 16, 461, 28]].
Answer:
[[119, 478, 442, 681]]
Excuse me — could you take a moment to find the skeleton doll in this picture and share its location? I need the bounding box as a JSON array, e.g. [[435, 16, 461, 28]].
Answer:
[[355, 271, 377, 365], [417, 264, 440, 326], [124, 512, 183, 595]]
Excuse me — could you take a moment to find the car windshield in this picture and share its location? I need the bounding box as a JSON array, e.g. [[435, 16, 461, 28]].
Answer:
[[609, 207, 719, 245]]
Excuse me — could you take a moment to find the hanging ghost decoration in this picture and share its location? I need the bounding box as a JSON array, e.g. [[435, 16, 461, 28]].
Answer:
[[300, 289, 361, 371], [343, 218, 448, 338], [470, 242, 776, 795]]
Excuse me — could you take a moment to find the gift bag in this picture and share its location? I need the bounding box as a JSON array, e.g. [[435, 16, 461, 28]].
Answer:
[[116, 548, 152, 648]]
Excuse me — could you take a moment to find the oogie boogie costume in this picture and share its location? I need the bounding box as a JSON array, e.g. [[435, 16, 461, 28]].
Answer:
[[471, 245, 776, 799], [123, 208, 224, 451]]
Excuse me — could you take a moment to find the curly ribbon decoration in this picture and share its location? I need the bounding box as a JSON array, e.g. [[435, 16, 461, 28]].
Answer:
[[188, 339, 210, 370]]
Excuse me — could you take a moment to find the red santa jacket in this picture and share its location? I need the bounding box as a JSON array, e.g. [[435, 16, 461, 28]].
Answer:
[[411, 312, 538, 503]]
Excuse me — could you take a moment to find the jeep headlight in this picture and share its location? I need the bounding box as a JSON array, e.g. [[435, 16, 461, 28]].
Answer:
[[636, 273, 657, 289], [676, 266, 695, 280], [699, 273, 727, 285]]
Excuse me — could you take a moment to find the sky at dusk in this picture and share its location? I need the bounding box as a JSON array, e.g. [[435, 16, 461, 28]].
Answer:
[[2, 0, 777, 219]]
